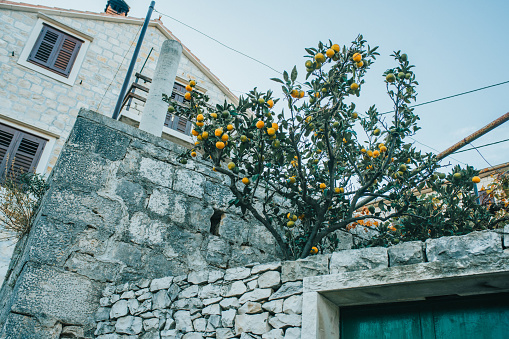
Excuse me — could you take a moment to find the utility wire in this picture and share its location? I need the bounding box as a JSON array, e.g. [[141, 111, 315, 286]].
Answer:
[[408, 137, 468, 165], [469, 142, 493, 168], [154, 9, 284, 76], [381, 80, 509, 115], [451, 138, 509, 154]]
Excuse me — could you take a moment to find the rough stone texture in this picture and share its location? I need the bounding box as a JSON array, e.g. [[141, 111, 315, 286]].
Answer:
[[281, 255, 329, 282], [504, 225, 509, 248], [269, 282, 303, 301], [262, 329, 284, 339], [239, 288, 273, 304], [284, 327, 301, 339], [258, 271, 281, 289], [330, 247, 388, 274], [251, 262, 281, 275], [235, 312, 271, 335], [388, 241, 424, 267], [150, 277, 173, 292], [426, 231, 502, 262], [269, 314, 302, 329], [282, 295, 302, 315]]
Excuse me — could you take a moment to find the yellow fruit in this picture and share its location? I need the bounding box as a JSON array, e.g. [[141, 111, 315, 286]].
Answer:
[[352, 53, 362, 62], [314, 92, 320, 98], [221, 134, 229, 142], [319, 183, 326, 189], [326, 49, 335, 58], [186, 85, 193, 92], [472, 176, 481, 183], [272, 123, 279, 130], [241, 135, 248, 142], [380, 146, 387, 152], [191, 129, 199, 136], [367, 150, 373, 157], [197, 135, 202, 141], [310, 246, 318, 254], [306, 116, 312, 123], [315, 53, 325, 63], [267, 99, 274, 108], [373, 150, 380, 157], [201, 131, 209, 139], [256, 121, 265, 129], [194, 141, 200, 145], [361, 148, 366, 153], [373, 128, 381, 136], [287, 220, 295, 228], [356, 61, 364, 68], [189, 80, 196, 87], [292, 215, 298, 222], [331, 44, 340, 53], [350, 83, 359, 91], [242, 177, 250, 185], [267, 128, 276, 136], [289, 176, 296, 184], [406, 158, 411, 164], [184, 92, 191, 100], [227, 162, 235, 170], [196, 122, 204, 127], [227, 124, 234, 131], [215, 128, 223, 136], [191, 151, 197, 157], [299, 91, 305, 98], [210, 113, 218, 119], [334, 187, 340, 194], [290, 89, 299, 98], [216, 141, 225, 149], [352, 112, 358, 119], [197, 114, 204, 121]]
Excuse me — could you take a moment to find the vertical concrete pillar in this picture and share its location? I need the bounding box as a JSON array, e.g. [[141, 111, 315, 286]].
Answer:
[[139, 39, 183, 136]]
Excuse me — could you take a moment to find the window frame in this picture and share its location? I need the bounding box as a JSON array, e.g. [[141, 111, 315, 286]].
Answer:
[[17, 15, 92, 86]]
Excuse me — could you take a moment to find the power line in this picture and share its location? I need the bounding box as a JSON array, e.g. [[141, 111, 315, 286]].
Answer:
[[451, 138, 509, 154], [408, 137, 468, 165], [154, 9, 284, 76], [469, 142, 493, 168], [381, 80, 509, 115]]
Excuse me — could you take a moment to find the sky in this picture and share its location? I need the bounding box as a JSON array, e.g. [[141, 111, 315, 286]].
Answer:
[[15, 0, 509, 171]]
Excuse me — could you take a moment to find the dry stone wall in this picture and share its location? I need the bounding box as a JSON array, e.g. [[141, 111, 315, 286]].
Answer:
[[94, 230, 507, 339]]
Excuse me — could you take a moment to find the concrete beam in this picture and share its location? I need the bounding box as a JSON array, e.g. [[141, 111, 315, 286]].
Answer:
[[139, 39, 182, 136]]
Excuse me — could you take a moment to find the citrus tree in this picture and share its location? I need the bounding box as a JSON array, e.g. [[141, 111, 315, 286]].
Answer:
[[164, 35, 507, 260]]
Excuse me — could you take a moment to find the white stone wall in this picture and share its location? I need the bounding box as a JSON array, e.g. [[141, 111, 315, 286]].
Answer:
[[0, 8, 232, 175], [95, 230, 508, 338]]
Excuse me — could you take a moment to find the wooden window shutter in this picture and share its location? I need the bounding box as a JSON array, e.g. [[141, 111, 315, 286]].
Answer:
[[171, 116, 192, 135], [0, 124, 47, 182], [28, 24, 83, 78]]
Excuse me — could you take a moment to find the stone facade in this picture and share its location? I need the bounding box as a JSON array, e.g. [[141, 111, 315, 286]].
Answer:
[[0, 110, 283, 338], [0, 2, 237, 284], [0, 3, 235, 175], [94, 230, 508, 339]]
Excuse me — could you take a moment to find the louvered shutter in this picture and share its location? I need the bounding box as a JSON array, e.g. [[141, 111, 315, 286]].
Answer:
[[0, 124, 47, 182], [28, 24, 83, 78]]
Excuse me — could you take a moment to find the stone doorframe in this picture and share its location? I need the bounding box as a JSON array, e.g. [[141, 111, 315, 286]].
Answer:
[[301, 252, 509, 338]]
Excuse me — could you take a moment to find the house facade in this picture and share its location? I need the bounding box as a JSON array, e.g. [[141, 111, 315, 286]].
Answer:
[[0, 0, 237, 178], [0, 0, 237, 284]]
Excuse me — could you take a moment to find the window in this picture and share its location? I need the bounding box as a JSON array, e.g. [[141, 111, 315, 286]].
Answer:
[[0, 123, 47, 182], [164, 83, 193, 135], [18, 15, 92, 86], [28, 24, 83, 78]]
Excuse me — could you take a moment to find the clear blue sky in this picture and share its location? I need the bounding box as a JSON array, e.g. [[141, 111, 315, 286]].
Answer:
[[16, 0, 509, 170]]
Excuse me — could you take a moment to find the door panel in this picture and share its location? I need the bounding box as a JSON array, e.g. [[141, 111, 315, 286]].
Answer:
[[341, 293, 509, 339]]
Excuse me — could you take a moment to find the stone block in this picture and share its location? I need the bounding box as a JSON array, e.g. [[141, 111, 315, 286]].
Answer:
[[263, 329, 284, 339], [239, 288, 273, 304], [251, 262, 282, 275], [67, 117, 130, 161], [235, 312, 271, 335], [221, 309, 236, 327], [139, 157, 174, 188], [330, 247, 388, 274], [268, 314, 301, 329], [281, 255, 329, 282], [193, 317, 207, 332], [198, 284, 222, 299], [216, 328, 236, 339], [9, 263, 101, 326], [152, 290, 171, 310], [174, 310, 194, 332], [388, 241, 424, 267], [426, 231, 502, 262], [115, 315, 143, 335], [173, 168, 205, 198], [258, 271, 281, 289], [208, 270, 225, 283], [179, 285, 199, 299], [224, 267, 251, 281], [284, 327, 301, 339], [222, 281, 247, 298], [283, 295, 302, 314], [188, 270, 209, 285], [238, 301, 262, 314], [269, 282, 303, 301], [150, 276, 173, 292], [262, 299, 283, 314]]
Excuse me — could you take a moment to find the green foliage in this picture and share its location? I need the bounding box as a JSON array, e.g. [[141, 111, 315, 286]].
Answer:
[[163, 35, 507, 260]]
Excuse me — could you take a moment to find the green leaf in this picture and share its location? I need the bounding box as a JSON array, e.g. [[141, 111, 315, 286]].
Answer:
[[270, 78, 284, 84], [283, 71, 289, 83], [291, 66, 298, 82]]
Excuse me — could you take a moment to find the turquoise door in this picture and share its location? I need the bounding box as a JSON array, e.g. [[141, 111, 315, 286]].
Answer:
[[340, 293, 509, 339]]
